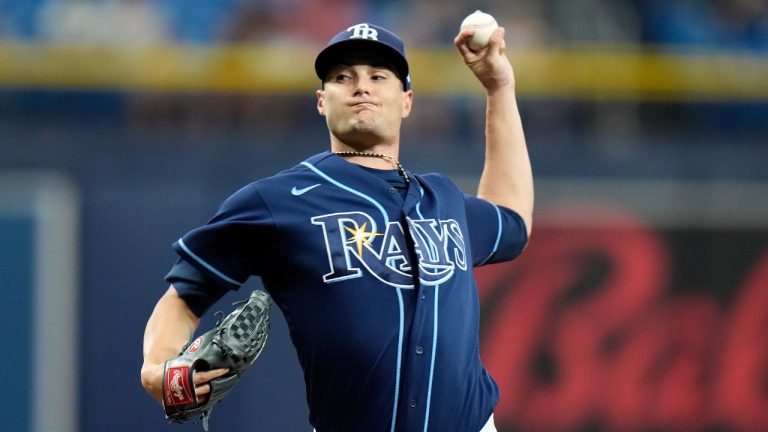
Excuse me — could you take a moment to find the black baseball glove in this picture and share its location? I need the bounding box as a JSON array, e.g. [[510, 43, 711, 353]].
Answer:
[[162, 290, 272, 430]]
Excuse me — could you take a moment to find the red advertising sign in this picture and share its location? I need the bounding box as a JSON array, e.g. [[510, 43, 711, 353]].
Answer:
[[477, 203, 768, 431]]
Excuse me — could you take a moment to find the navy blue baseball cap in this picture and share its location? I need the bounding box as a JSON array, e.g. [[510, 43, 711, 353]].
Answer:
[[315, 23, 411, 90]]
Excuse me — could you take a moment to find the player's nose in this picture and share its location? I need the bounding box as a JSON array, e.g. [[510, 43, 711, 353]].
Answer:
[[353, 77, 373, 96]]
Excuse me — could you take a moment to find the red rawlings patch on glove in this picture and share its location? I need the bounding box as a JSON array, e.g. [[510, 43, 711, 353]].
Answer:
[[164, 366, 194, 406], [188, 336, 203, 353]]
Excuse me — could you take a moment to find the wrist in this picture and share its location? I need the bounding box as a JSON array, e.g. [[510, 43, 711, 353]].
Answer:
[[141, 361, 166, 404], [485, 77, 516, 96], [486, 82, 517, 101]]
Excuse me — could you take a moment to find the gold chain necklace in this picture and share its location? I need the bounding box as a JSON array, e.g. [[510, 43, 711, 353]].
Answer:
[[333, 151, 410, 184]]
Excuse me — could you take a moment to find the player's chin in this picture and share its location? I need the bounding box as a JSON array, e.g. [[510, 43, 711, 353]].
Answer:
[[334, 125, 383, 146], [344, 118, 380, 135], [352, 109, 378, 124]]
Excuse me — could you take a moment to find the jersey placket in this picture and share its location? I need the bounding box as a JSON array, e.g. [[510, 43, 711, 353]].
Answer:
[[394, 183, 440, 432]]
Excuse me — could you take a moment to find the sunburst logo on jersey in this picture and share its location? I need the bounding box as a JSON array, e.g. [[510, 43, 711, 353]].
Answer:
[[344, 222, 382, 257]]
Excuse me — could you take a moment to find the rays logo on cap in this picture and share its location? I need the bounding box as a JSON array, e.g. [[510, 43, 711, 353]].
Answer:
[[347, 23, 379, 40], [315, 23, 411, 90]]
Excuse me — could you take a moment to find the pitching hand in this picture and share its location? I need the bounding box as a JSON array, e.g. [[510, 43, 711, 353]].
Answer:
[[454, 27, 515, 92]]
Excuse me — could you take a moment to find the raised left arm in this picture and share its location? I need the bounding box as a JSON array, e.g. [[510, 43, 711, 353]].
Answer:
[[455, 27, 534, 236]]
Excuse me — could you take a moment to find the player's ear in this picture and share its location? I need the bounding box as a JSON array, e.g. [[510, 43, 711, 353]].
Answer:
[[401, 90, 413, 119], [316, 89, 326, 116]]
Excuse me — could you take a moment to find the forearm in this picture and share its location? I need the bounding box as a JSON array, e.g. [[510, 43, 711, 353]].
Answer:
[[477, 84, 534, 235], [141, 285, 200, 402]]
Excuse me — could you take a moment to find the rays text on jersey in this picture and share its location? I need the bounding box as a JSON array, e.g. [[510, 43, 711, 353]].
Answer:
[[311, 211, 467, 288]]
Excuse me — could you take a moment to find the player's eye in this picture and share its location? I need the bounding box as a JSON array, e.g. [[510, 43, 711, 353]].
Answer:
[[334, 73, 353, 82]]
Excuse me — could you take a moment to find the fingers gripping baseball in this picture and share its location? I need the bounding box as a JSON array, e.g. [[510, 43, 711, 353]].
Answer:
[[454, 26, 515, 91]]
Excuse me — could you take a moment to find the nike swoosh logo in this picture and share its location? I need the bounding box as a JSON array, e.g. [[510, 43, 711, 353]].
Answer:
[[291, 184, 322, 196]]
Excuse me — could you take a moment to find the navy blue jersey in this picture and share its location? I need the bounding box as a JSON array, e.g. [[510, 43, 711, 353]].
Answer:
[[170, 151, 527, 432]]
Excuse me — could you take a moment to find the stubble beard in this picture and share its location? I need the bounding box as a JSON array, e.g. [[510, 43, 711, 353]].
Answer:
[[336, 111, 383, 146], [350, 109, 378, 132]]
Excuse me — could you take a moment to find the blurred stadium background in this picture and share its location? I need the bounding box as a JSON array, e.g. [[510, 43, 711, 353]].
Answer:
[[1, 0, 767, 431]]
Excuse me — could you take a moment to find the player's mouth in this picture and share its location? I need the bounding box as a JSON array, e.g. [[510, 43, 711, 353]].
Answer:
[[350, 101, 377, 110]]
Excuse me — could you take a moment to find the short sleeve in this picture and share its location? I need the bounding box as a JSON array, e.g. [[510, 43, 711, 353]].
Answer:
[[464, 195, 528, 266], [165, 258, 228, 317], [172, 183, 278, 290]]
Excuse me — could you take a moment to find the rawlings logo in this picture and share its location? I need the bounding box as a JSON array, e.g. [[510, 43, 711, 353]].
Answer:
[[188, 336, 203, 353], [164, 366, 193, 406]]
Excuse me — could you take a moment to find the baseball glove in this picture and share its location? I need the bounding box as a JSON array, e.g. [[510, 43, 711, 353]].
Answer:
[[162, 290, 272, 430]]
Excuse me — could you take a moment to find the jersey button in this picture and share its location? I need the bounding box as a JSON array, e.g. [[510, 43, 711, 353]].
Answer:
[[415, 346, 424, 355], [388, 187, 397, 194], [409, 399, 417, 408]]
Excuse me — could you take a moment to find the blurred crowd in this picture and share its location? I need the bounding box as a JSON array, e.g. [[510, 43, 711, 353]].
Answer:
[[0, 0, 766, 154], [1, 0, 767, 52]]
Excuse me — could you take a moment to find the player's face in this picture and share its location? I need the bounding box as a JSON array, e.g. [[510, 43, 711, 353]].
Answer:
[[316, 53, 413, 148]]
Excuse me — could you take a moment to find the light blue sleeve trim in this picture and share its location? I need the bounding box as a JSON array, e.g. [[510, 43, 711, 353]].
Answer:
[[177, 238, 245, 286], [301, 161, 389, 226], [478, 203, 503, 266]]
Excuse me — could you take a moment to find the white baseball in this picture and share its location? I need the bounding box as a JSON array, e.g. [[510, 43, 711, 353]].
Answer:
[[460, 10, 498, 51]]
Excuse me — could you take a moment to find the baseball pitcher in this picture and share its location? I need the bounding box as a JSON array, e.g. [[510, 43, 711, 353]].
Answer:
[[141, 20, 533, 432]]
